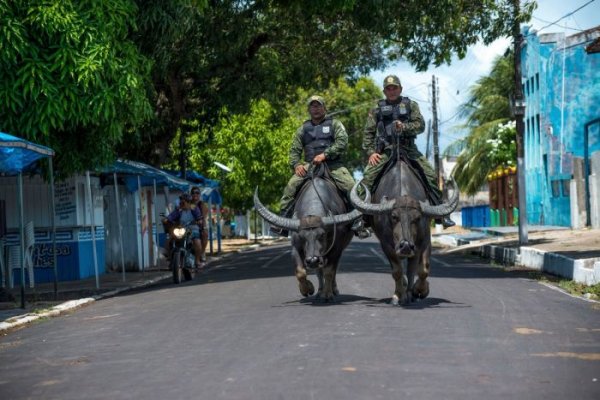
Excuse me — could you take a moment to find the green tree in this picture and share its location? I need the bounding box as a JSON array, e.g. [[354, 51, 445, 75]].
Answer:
[[126, 0, 534, 171], [448, 54, 517, 195], [176, 99, 298, 210], [0, 0, 152, 175]]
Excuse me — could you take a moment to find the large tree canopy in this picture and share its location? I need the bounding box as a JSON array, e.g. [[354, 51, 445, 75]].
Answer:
[[1, 0, 535, 177], [125, 0, 535, 170], [0, 0, 152, 176]]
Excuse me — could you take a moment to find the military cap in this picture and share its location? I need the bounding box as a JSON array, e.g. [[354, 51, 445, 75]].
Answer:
[[383, 75, 401, 88], [307, 95, 326, 107]]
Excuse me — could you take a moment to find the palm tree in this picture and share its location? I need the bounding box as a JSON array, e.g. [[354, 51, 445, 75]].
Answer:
[[448, 52, 515, 195]]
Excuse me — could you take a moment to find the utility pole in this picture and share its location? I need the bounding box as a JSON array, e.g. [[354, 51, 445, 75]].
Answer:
[[431, 75, 441, 184], [513, 0, 528, 245], [425, 119, 432, 159]]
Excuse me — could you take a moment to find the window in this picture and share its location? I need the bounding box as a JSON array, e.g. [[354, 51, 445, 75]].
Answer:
[[536, 73, 540, 91]]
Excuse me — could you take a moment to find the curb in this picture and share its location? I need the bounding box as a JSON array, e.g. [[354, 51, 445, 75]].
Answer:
[[0, 273, 172, 334], [0, 240, 286, 333]]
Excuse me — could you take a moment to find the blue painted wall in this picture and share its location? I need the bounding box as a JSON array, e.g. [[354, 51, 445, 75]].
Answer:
[[521, 27, 600, 226]]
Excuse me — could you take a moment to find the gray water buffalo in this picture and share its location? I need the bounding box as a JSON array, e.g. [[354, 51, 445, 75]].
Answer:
[[254, 177, 366, 302], [350, 159, 458, 305]]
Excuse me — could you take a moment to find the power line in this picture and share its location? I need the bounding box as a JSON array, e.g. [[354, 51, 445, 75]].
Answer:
[[532, 16, 584, 32], [537, 0, 596, 32]]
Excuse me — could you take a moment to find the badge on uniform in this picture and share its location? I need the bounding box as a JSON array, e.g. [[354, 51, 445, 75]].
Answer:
[[323, 126, 330, 133], [399, 104, 407, 114]]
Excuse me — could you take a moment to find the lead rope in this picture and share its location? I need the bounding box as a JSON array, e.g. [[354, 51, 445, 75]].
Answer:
[[309, 163, 337, 257], [394, 124, 410, 241]]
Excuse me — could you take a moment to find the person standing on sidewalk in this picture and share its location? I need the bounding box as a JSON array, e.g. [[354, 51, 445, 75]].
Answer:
[[191, 186, 208, 264]]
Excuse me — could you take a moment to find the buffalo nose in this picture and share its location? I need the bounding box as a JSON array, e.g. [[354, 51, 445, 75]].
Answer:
[[397, 240, 414, 255], [305, 256, 320, 268]]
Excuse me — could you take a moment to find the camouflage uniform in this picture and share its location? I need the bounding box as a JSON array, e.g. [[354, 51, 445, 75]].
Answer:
[[280, 117, 355, 213], [361, 97, 442, 202]]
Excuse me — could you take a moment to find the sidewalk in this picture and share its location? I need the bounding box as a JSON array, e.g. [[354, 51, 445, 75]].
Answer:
[[0, 237, 286, 333], [432, 225, 600, 285]]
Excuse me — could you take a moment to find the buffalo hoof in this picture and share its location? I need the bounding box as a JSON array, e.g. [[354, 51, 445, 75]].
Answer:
[[315, 292, 336, 303], [412, 279, 429, 299], [391, 293, 410, 306], [299, 280, 315, 297]]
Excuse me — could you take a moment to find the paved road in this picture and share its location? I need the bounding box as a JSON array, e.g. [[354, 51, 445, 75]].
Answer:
[[0, 238, 598, 399]]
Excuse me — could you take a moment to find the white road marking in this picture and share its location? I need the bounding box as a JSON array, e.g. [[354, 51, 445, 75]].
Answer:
[[369, 247, 388, 264], [260, 250, 290, 268], [431, 256, 451, 267]]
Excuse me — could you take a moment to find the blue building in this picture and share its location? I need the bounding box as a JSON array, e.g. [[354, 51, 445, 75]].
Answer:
[[521, 26, 600, 228]]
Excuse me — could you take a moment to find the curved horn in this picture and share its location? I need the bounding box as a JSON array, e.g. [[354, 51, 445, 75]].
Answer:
[[321, 189, 371, 226], [419, 179, 460, 217], [254, 188, 300, 231], [349, 180, 396, 215]]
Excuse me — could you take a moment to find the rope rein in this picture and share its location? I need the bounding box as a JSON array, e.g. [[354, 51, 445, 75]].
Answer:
[[308, 163, 337, 257]]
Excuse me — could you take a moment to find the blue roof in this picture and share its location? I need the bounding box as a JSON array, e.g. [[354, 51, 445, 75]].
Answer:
[[163, 169, 222, 204], [0, 132, 54, 175], [100, 159, 191, 192]]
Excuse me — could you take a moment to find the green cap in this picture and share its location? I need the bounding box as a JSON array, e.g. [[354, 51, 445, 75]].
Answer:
[[307, 95, 326, 107], [383, 75, 401, 88]]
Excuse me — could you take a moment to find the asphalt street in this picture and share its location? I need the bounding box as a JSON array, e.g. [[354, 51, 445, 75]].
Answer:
[[0, 237, 598, 399]]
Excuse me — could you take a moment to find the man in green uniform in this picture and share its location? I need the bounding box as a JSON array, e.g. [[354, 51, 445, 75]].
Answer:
[[361, 75, 455, 228], [271, 95, 370, 238]]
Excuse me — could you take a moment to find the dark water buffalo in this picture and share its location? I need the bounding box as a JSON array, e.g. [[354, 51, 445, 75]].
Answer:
[[254, 177, 365, 302], [350, 159, 458, 305]]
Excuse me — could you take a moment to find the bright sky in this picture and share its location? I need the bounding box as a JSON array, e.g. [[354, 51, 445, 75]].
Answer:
[[368, 0, 600, 155]]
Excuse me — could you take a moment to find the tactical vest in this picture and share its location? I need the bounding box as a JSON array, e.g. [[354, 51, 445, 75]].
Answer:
[[301, 118, 336, 162], [375, 97, 412, 151]]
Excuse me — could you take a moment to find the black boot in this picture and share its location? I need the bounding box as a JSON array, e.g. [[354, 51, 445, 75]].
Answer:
[[269, 226, 289, 237], [269, 206, 292, 237], [435, 216, 456, 229], [351, 218, 371, 239]]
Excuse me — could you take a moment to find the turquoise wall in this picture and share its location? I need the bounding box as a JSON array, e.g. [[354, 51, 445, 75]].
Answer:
[[522, 27, 600, 226]]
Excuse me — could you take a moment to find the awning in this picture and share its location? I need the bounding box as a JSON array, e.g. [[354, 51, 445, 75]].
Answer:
[[100, 159, 191, 192], [0, 132, 55, 175], [164, 169, 221, 204]]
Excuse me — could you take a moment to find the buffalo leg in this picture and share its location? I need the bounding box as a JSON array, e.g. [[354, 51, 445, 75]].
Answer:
[[292, 248, 314, 297], [412, 244, 431, 299], [319, 265, 336, 302], [382, 242, 409, 305]]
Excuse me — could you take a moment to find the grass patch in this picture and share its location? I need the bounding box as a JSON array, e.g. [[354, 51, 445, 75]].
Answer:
[[528, 272, 600, 299], [557, 281, 600, 299]]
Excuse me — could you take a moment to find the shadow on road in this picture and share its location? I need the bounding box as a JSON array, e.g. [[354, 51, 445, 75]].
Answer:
[[114, 240, 539, 301]]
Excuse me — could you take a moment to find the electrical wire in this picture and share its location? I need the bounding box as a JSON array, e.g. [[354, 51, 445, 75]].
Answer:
[[537, 0, 597, 33]]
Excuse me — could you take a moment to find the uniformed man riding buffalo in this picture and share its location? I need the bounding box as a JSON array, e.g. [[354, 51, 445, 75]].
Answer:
[[270, 95, 370, 238], [361, 75, 455, 228]]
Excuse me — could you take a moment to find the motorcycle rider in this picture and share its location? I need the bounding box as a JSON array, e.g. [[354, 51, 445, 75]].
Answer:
[[165, 193, 205, 269]]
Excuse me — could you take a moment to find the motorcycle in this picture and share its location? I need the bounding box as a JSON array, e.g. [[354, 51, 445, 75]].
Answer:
[[168, 222, 198, 284]]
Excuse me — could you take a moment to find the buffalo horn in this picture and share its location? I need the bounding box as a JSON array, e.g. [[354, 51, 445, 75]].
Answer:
[[254, 188, 300, 231], [419, 179, 460, 217], [349, 181, 396, 215], [321, 189, 371, 226]]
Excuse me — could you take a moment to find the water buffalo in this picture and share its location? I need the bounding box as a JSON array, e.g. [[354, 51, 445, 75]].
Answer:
[[254, 177, 366, 302], [350, 159, 458, 305]]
